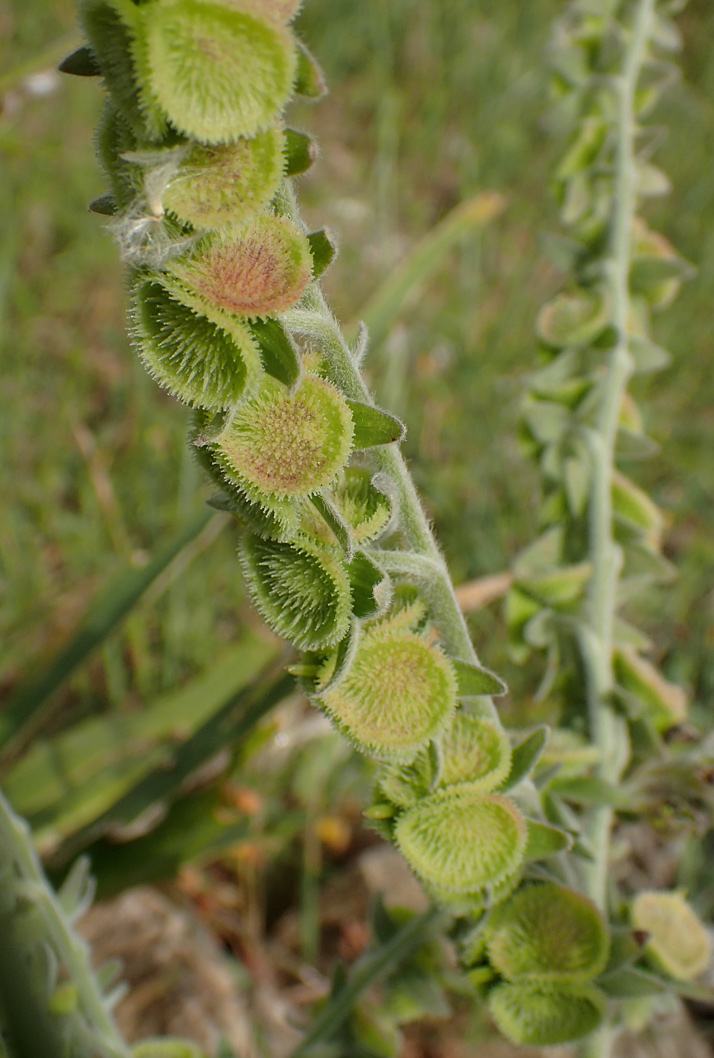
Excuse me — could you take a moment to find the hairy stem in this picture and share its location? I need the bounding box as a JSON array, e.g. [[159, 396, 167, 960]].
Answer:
[[0, 790, 130, 1058], [580, 0, 657, 1014]]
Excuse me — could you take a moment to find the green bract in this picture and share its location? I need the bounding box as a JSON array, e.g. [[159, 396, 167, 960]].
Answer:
[[439, 710, 512, 792], [395, 788, 526, 893], [485, 882, 610, 983], [320, 623, 457, 762], [632, 891, 711, 982], [162, 128, 284, 230], [139, 0, 297, 142], [171, 215, 313, 318], [488, 981, 606, 1047], [214, 373, 354, 503], [239, 532, 351, 650], [131, 277, 262, 408]]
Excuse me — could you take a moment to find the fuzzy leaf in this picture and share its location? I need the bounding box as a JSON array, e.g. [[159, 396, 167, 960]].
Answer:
[[499, 727, 549, 792], [453, 659, 507, 698], [309, 493, 352, 557], [523, 819, 573, 861], [59, 44, 102, 76], [347, 400, 405, 448], [283, 128, 317, 176], [598, 968, 667, 998], [307, 229, 337, 278], [294, 39, 327, 99], [628, 335, 672, 374], [249, 316, 300, 386]]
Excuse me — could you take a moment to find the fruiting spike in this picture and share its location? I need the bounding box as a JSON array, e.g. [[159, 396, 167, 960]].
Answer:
[[171, 215, 313, 319], [240, 532, 352, 651], [632, 891, 711, 982], [139, 0, 297, 143], [131, 277, 262, 409], [213, 373, 354, 503], [395, 788, 526, 892], [488, 981, 606, 1047], [162, 129, 284, 230], [440, 711, 512, 792], [485, 882, 610, 983], [320, 623, 457, 762]]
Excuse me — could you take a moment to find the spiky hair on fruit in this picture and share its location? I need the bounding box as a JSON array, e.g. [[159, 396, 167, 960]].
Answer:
[[161, 128, 285, 231], [484, 882, 610, 983], [631, 891, 711, 982], [487, 981, 606, 1047], [239, 531, 352, 651], [439, 709, 512, 792], [394, 787, 526, 893], [136, 0, 298, 143], [212, 373, 354, 506], [319, 622, 458, 762], [170, 215, 314, 318], [130, 276, 262, 409]]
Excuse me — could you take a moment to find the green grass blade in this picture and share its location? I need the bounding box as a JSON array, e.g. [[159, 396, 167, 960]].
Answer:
[[0, 509, 216, 756], [352, 192, 504, 350]]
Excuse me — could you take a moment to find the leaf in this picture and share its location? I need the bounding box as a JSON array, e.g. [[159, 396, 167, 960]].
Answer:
[[347, 400, 405, 448], [522, 401, 572, 445], [0, 509, 215, 757], [628, 335, 671, 374], [499, 727, 549, 792], [283, 128, 317, 176], [307, 229, 337, 278], [453, 659, 507, 698], [536, 288, 610, 348], [615, 427, 659, 461], [249, 316, 300, 386], [294, 39, 327, 99], [598, 968, 668, 998], [88, 193, 118, 215], [347, 551, 392, 620], [58, 44, 102, 76], [310, 494, 353, 558], [517, 562, 592, 607], [57, 856, 96, 924], [630, 253, 695, 290], [549, 776, 626, 808], [523, 819, 573, 861]]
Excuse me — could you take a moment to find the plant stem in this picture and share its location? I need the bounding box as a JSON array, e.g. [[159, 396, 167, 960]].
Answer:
[[583, 0, 656, 912], [0, 789, 130, 1058]]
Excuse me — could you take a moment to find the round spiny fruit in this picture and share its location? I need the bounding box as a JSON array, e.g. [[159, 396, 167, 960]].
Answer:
[[239, 533, 351, 650], [140, 0, 297, 142], [214, 374, 354, 502], [632, 891, 711, 981], [488, 981, 605, 1047], [440, 711, 512, 792], [162, 128, 284, 230], [172, 215, 313, 318], [332, 468, 392, 544], [485, 882, 610, 983], [131, 278, 262, 409], [395, 788, 526, 893], [320, 625, 457, 763]]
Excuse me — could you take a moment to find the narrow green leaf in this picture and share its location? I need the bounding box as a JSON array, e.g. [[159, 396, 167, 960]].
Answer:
[[628, 335, 671, 374], [249, 317, 300, 387], [88, 193, 118, 215], [347, 551, 391, 620], [58, 45, 101, 76], [294, 40, 327, 99], [310, 494, 352, 557], [598, 968, 667, 999], [347, 400, 405, 448], [307, 229, 337, 278], [549, 776, 626, 808], [523, 819, 573, 861], [283, 128, 317, 176], [499, 727, 549, 792], [0, 510, 215, 757], [453, 659, 507, 698]]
